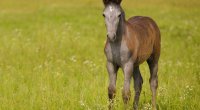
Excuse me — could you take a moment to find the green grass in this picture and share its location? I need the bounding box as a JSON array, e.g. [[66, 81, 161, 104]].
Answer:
[[0, 0, 200, 109]]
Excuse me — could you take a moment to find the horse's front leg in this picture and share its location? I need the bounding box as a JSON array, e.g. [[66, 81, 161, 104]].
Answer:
[[107, 61, 118, 109], [122, 61, 133, 108]]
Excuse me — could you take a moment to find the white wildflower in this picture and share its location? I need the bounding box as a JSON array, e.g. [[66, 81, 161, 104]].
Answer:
[[70, 56, 77, 62]]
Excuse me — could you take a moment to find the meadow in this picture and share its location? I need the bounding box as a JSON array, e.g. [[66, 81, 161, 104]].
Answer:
[[0, 0, 199, 109]]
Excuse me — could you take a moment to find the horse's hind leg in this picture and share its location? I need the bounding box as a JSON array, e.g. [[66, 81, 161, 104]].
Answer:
[[133, 66, 143, 110], [147, 56, 159, 110]]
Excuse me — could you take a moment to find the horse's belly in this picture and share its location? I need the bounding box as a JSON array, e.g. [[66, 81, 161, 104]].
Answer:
[[135, 47, 153, 65], [135, 54, 151, 65]]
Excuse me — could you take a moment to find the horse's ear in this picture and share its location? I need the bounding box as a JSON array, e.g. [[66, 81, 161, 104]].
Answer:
[[115, 0, 122, 5], [103, 0, 110, 5], [103, 0, 122, 5]]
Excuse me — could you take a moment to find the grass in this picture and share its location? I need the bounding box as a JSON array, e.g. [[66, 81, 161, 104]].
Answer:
[[0, 0, 199, 109]]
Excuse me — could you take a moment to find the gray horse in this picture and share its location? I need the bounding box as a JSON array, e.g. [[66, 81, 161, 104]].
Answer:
[[102, 0, 161, 109]]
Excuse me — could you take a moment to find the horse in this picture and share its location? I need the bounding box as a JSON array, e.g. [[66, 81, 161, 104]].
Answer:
[[102, 0, 161, 109]]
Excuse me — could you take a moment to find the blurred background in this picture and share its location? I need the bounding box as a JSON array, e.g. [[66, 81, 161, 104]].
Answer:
[[0, 0, 199, 109]]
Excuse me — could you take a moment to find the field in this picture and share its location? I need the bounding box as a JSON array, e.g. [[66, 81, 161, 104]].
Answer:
[[0, 0, 200, 109]]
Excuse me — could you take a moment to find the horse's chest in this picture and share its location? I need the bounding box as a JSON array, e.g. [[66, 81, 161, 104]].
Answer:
[[105, 42, 131, 66]]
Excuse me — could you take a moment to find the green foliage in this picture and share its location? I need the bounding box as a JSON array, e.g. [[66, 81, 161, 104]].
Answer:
[[0, 0, 199, 109]]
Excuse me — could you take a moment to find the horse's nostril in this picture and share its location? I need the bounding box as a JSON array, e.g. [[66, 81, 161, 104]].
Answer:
[[114, 36, 116, 40]]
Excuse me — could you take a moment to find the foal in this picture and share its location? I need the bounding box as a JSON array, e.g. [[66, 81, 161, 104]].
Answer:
[[102, 0, 161, 109]]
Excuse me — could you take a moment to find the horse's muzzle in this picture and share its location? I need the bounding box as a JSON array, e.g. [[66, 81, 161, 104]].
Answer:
[[107, 33, 116, 42]]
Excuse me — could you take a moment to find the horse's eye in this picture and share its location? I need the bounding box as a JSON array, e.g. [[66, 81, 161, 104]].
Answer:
[[102, 14, 105, 17], [118, 14, 121, 18]]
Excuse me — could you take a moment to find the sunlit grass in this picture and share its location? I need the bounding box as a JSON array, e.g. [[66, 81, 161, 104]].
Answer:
[[0, 0, 199, 109]]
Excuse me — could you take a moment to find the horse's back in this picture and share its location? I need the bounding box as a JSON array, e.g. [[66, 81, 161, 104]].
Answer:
[[127, 16, 161, 65], [127, 16, 160, 40]]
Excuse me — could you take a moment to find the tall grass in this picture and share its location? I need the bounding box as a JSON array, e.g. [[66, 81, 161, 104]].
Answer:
[[0, 0, 199, 109]]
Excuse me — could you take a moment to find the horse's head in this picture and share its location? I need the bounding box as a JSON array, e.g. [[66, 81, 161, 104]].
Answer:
[[103, 0, 123, 42]]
